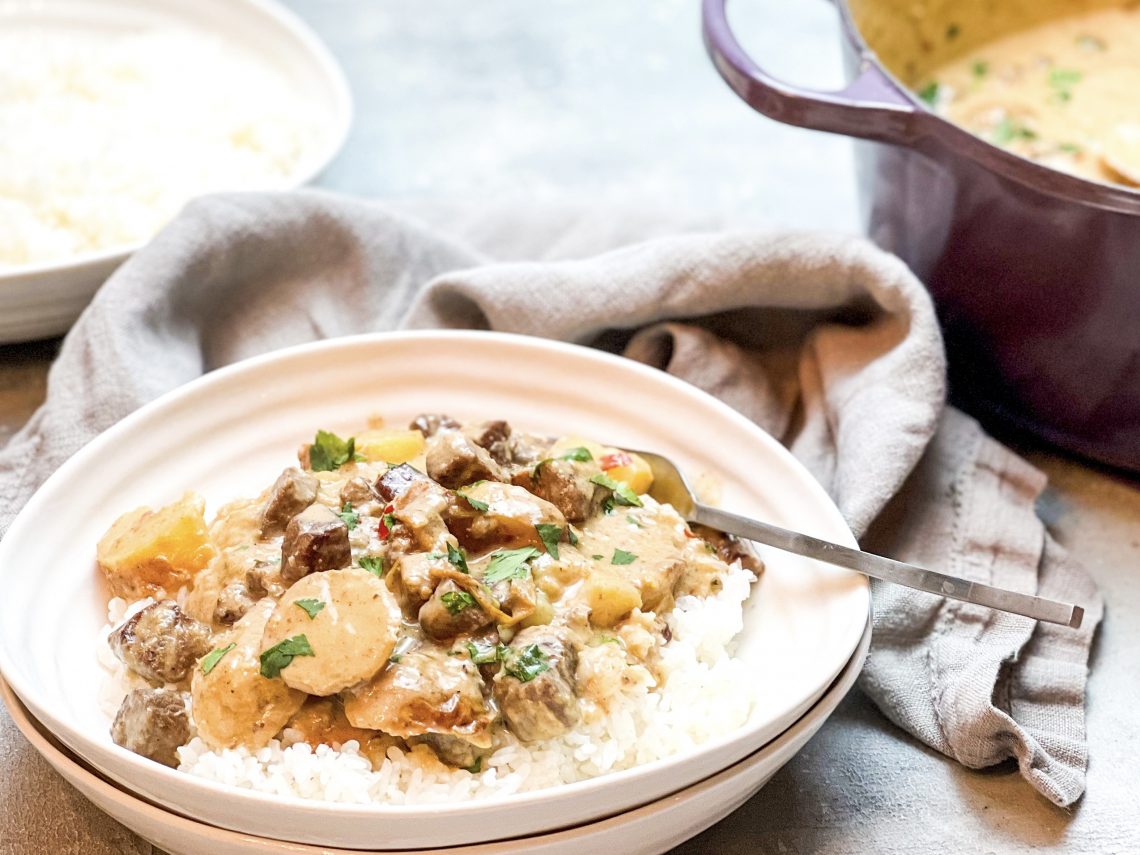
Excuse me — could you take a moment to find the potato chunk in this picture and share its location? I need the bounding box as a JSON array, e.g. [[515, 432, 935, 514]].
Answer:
[[97, 492, 216, 600], [582, 568, 642, 628], [261, 567, 401, 696], [356, 428, 426, 464], [190, 599, 305, 750]]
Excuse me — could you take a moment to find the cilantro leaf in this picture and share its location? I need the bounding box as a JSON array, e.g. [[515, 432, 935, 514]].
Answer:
[[199, 643, 235, 675], [917, 81, 941, 106], [447, 542, 470, 574], [591, 554, 604, 560], [337, 501, 360, 530], [503, 644, 550, 682], [294, 598, 325, 620], [458, 489, 489, 512], [971, 60, 988, 79], [441, 590, 477, 614], [309, 430, 357, 472], [483, 546, 539, 584], [359, 555, 386, 577], [259, 634, 314, 679], [535, 524, 562, 559], [612, 549, 637, 565], [558, 447, 593, 462], [567, 527, 579, 546], [590, 473, 642, 507], [466, 757, 483, 774], [466, 639, 507, 664], [626, 514, 642, 528]]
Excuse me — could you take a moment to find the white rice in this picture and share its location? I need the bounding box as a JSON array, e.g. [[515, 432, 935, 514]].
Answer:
[[0, 25, 317, 268], [99, 566, 756, 804]]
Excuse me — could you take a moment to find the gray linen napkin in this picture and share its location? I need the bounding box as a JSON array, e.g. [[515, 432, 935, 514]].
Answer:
[[0, 193, 1102, 848]]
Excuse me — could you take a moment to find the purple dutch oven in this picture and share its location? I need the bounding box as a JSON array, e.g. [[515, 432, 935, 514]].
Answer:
[[702, 0, 1140, 473]]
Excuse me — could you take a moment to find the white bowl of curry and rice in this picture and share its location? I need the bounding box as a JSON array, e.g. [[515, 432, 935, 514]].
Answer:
[[0, 332, 869, 848]]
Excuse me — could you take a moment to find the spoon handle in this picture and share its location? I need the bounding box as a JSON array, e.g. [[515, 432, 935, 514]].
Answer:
[[691, 504, 1084, 629]]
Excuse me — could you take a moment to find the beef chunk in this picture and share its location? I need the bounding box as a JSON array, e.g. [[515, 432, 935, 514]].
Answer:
[[387, 551, 450, 615], [690, 524, 765, 576], [246, 560, 286, 600], [281, 504, 351, 582], [213, 581, 254, 626], [339, 476, 376, 508], [111, 688, 191, 767], [530, 459, 601, 522], [409, 413, 461, 437], [493, 626, 580, 742], [110, 600, 213, 684], [464, 420, 511, 465], [375, 463, 432, 503], [412, 732, 485, 769], [508, 432, 554, 466], [426, 432, 505, 488], [260, 467, 319, 534], [418, 579, 493, 641]]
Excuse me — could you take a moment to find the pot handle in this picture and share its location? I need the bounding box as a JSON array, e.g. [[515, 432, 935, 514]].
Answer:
[[702, 0, 918, 144]]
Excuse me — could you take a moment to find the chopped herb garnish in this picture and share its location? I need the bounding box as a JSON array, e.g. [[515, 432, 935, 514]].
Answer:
[[596, 635, 620, 645], [971, 60, 988, 79], [503, 644, 550, 682], [1048, 68, 1082, 104], [992, 116, 1037, 146], [309, 430, 359, 472], [612, 549, 637, 565], [427, 552, 445, 560], [337, 502, 360, 530], [447, 542, 470, 574], [1058, 142, 1083, 154], [200, 643, 235, 675], [558, 447, 593, 462], [567, 527, 579, 546], [294, 598, 326, 620], [389, 653, 403, 664], [591, 553, 604, 560], [458, 489, 489, 512], [945, 23, 960, 39], [359, 555, 386, 577], [484, 546, 539, 584], [466, 639, 507, 664], [380, 512, 397, 537], [590, 473, 642, 507], [535, 524, 563, 558], [466, 757, 483, 774], [626, 514, 642, 528], [917, 81, 941, 106], [259, 634, 314, 679], [1049, 68, 1083, 87], [441, 590, 477, 614]]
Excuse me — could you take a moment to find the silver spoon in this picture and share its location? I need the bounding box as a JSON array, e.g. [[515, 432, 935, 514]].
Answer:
[[629, 449, 1084, 629]]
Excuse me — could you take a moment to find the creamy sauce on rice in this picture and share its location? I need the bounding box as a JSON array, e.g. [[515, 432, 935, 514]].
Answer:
[[97, 415, 763, 801]]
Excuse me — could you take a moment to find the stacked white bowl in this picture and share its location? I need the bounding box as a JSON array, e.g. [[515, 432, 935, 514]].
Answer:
[[0, 333, 871, 852]]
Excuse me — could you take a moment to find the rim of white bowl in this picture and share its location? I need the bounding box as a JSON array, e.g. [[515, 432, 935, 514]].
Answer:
[[0, 0, 353, 283], [0, 330, 870, 823]]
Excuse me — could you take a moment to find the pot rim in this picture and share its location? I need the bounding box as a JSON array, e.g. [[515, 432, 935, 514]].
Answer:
[[705, 0, 1140, 216]]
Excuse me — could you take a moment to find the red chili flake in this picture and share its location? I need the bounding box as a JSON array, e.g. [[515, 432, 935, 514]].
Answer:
[[600, 452, 632, 470], [378, 505, 395, 539]]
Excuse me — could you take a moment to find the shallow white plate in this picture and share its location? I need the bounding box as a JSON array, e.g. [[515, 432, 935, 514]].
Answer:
[[0, 613, 871, 854], [0, 331, 868, 847], [0, 0, 353, 343]]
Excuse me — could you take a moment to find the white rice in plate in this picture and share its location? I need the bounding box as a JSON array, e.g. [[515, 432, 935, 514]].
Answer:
[[98, 565, 757, 804]]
